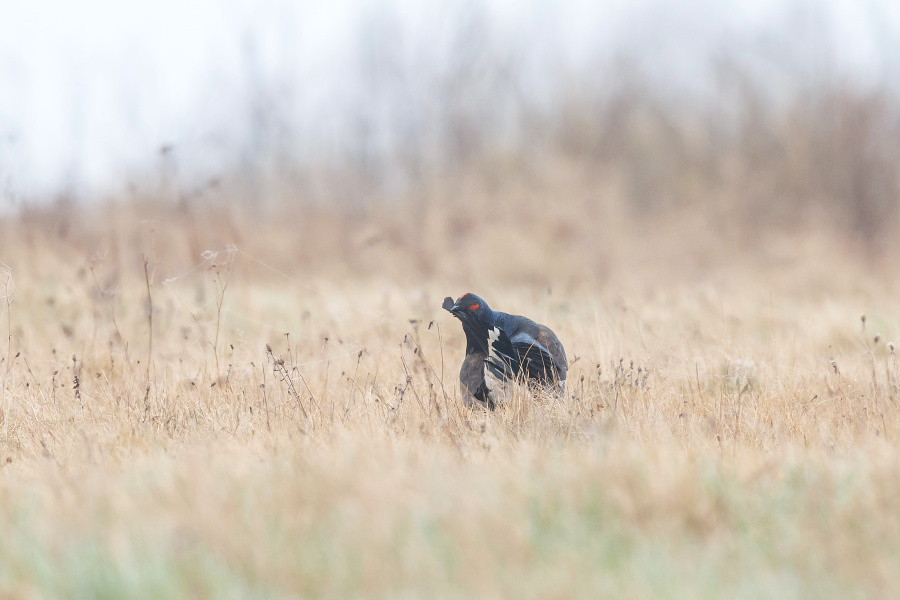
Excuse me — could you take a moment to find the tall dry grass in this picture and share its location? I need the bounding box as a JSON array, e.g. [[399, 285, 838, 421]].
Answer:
[[2, 195, 900, 598]]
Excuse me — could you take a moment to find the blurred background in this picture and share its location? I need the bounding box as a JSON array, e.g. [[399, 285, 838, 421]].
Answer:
[[3, 0, 900, 252]]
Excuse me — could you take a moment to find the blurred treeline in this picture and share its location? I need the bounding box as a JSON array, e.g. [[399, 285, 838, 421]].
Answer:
[[38, 4, 900, 250]]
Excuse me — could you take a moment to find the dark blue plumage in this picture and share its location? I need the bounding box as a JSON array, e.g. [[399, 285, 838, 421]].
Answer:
[[443, 292, 567, 409]]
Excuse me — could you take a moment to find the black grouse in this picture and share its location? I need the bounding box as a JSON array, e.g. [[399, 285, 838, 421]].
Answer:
[[442, 292, 567, 409]]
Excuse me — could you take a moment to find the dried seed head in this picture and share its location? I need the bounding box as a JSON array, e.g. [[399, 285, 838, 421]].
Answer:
[[874, 335, 881, 344], [265, 343, 272, 353]]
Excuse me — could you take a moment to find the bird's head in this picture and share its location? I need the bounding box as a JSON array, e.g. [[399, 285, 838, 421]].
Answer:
[[442, 292, 492, 321]]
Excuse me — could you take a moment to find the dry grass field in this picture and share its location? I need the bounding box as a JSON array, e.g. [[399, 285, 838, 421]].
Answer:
[[2, 192, 900, 598]]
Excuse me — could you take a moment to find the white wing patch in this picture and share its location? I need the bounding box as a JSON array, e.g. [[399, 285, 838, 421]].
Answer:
[[484, 326, 510, 403], [487, 327, 502, 362]]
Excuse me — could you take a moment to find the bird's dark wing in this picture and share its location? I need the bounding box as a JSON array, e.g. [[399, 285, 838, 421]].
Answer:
[[532, 325, 568, 373], [491, 314, 567, 383], [484, 329, 517, 381], [442, 296, 455, 312], [487, 325, 563, 385]]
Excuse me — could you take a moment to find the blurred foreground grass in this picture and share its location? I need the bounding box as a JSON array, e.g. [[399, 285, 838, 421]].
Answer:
[[4, 437, 897, 599]]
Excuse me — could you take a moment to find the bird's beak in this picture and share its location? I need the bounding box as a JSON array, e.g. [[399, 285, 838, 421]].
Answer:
[[442, 296, 462, 315]]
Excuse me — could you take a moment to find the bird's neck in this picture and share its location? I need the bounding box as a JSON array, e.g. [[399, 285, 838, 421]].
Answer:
[[463, 328, 486, 355], [461, 314, 491, 356]]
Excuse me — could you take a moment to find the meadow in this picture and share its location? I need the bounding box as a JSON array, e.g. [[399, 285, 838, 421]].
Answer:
[[2, 191, 900, 599]]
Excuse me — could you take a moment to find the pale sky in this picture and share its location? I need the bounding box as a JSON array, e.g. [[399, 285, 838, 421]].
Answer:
[[1, 0, 897, 203]]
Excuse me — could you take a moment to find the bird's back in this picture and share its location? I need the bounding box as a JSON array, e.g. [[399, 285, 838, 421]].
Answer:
[[493, 311, 568, 381]]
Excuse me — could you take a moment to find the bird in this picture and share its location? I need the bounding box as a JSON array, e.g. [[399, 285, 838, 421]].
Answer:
[[442, 292, 567, 409]]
